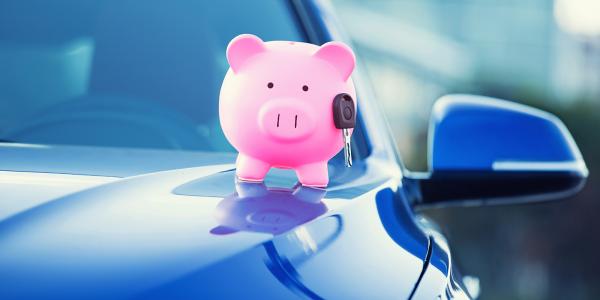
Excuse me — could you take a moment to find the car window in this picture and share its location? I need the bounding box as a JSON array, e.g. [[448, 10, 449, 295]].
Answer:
[[0, 0, 303, 151]]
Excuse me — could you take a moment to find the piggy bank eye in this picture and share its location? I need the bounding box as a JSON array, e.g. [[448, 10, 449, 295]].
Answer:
[[302, 85, 309, 92], [267, 82, 274, 89]]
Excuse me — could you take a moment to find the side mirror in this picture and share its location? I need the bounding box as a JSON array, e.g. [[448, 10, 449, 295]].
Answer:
[[407, 94, 588, 207]]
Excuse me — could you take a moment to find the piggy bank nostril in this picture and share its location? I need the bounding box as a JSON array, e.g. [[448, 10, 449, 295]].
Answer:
[[277, 113, 280, 127], [294, 115, 298, 128]]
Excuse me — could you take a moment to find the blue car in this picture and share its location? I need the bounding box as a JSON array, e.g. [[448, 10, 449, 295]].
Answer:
[[0, 0, 587, 299]]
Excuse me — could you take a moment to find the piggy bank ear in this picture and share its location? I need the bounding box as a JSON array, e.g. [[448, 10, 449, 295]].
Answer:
[[313, 41, 355, 81], [226, 34, 266, 73]]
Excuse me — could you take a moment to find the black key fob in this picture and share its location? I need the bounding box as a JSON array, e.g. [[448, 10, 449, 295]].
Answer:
[[333, 93, 356, 129]]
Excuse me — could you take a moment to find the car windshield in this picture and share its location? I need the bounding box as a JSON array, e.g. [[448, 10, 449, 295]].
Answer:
[[0, 0, 303, 151]]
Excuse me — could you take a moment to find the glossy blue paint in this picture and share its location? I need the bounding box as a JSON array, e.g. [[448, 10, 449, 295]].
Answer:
[[413, 94, 588, 206], [0, 143, 236, 177], [375, 188, 429, 260], [429, 239, 450, 276], [0, 153, 428, 299], [430, 94, 586, 172]]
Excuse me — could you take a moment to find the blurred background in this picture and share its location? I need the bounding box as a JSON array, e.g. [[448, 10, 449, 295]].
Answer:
[[330, 0, 600, 299]]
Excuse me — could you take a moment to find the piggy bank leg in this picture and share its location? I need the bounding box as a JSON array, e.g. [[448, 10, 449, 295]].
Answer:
[[236, 154, 271, 182], [295, 162, 329, 187]]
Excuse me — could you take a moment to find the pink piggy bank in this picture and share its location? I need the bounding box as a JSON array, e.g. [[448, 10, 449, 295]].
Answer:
[[219, 34, 356, 187]]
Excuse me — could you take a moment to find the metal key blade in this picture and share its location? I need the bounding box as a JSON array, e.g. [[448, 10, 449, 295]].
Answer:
[[343, 128, 352, 167]]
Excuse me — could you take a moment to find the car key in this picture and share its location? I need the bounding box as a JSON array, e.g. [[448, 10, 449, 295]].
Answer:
[[333, 93, 356, 167]]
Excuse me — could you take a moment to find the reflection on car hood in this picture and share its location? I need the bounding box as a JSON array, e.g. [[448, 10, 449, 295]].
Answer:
[[0, 164, 281, 298], [0, 144, 423, 299]]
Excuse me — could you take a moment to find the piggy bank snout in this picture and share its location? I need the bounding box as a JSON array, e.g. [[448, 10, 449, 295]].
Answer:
[[258, 99, 317, 142]]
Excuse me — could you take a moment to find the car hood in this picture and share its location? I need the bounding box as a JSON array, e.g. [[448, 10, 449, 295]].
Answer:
[[0, 144, 425, 299], [0, 143, 237, 221]]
